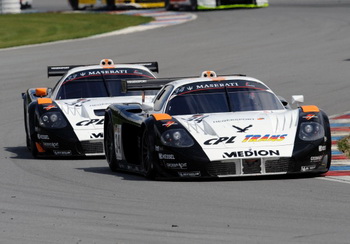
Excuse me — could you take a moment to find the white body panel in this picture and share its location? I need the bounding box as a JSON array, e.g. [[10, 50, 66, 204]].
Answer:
[[175, 109, 299, 161], [56, 96, 153, 142]]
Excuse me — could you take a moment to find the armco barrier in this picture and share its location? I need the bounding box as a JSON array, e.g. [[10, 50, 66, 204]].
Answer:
[[0, 0, 21, 14]]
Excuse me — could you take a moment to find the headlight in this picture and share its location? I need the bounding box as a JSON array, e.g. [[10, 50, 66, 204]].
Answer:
[[299, 122, 324, 141], [161, 129, 194, 148], [39, 112, 67, 129]]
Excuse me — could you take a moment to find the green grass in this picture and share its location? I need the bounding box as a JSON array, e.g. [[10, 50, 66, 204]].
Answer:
[[338, 135, 350, 158], [0, 13, 153, 48]]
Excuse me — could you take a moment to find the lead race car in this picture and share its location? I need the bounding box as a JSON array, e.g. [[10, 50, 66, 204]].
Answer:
[[104, 71, 331, 179], [22, 59, 158, 157]]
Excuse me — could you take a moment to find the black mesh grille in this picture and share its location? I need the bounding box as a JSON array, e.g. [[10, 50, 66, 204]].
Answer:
[[242, 159, 261, 174], [265, 158, 292, 173], [80, 141, 104, 154], [206, 161, 236, 176]]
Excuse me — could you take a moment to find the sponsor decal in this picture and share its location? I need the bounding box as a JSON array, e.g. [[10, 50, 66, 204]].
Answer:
[[89, 103, 110, 107], [185, 114, 209, 123], [37, 134, 49, 140], [178, 171, 201, 177], [90, 133, 103, 139], [158, 153, 175, 160], [319, 145, 326, 152], [86, 70, 128, 76], [43, 105, 57, 111], [162, 121, 177, 128], [127, 79, 148, 84], [232, 125, 252, 133], [204, 136, 236, 145], [223, 149, 280, 158], [42, 142, 59, 149], [213, 118, 254, 123], [133, 70, 143, 75], [310, 155, 323, 163], [174, 80, 268, 96], [53, 150, 72, 156], [303, 114, 318, 120], [165, 162, 188, 169], [195, 82, 239, 90], [66, 99, 91, 107], [155, 145, 163, 152], [242, 134, 287, 142], [301, 165, 316, 172], [76, 119, 104, 126]]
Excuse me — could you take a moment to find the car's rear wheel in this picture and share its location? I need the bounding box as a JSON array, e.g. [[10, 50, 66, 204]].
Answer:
[[189, 0, 197, 11], [30, 138, 38, 158], [165, 0, 175, 11], [106, 0, 116, 10], [105, 118, 119, 172], [68, 0, 79, 10], [141, 129, 156, 179]]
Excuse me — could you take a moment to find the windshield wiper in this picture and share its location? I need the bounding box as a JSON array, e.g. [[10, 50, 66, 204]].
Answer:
[[224, 86, 233, 112], [101, 74, 111, 97]]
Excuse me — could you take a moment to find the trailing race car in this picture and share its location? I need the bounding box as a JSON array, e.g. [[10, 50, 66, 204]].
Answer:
[[165, 0, 268, 11], [104, 71, 331, 179], [23, 59, 158, 157], [68, 0, 164, 10]]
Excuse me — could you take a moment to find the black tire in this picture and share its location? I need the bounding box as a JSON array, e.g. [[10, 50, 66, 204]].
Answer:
[[189, 0, 197, 11], [68, 0, 79, 10], [141, 129, 156, 179], [105, 118, 119, 172], [106, 0, 116, 10], [30, 138, 38, 158], [325, 123, 332, 171], [165, 0, 175, 11], [23, 97, 31, 150]]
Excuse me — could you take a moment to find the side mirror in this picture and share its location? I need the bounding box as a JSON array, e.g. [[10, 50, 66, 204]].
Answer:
[[277, 96, 291, 109], [35, 88, 48, 97], [291, 95, 304, 107]]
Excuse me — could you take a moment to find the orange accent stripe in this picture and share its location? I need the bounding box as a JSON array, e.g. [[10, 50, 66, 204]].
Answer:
[[301, 105, 320, 113], [35, 88, 48, 97], [35, 142, 46, 153], [38, 98, 53, 104], [211, 77, 226, 81], [152, 113, 172, 121]]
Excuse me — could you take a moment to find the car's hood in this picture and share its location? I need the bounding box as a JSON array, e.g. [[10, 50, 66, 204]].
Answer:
[[55, 96, 152, 140], [175, 110, 299, 161]]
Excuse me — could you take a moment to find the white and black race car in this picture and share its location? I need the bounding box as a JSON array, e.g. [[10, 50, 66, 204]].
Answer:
[[165, 0, 268, 11], [22, 59, 158, 157], [104, 71, 331, 179]]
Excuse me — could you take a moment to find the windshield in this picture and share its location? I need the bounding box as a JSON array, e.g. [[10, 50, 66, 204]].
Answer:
[[165, 80, 284, 115], [55, 68, 155, 100]]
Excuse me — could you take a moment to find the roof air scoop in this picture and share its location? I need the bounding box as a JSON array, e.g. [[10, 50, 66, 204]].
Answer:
[[100, 59, 114, 66], [201, 71, 217, 78]]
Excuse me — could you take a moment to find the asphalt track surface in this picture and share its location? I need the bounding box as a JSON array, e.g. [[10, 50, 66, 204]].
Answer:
[[1, 0, 350, 243]]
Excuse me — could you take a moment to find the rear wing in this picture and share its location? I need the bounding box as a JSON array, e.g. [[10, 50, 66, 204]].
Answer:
[[121, 77, 196, 93], [121, 73, 247, 93], [47, 61, 159, 77]]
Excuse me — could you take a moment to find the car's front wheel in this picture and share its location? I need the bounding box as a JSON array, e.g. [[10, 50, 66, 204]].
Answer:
[[105, 118, 119, 172], [141, 129, 156, 179]]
